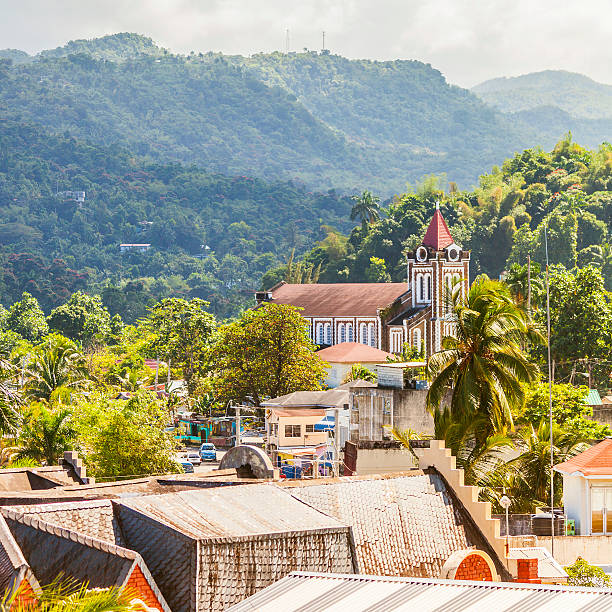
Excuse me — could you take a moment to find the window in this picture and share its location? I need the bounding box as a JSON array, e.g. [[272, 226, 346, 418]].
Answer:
[[324, 323, 332, 345], [413, 328, 422, 352], [316, 323, 324, 344], [368, 323, 376, 347], [339, 323, 346, 343], [417, 274, 424, 301], [425, 274, 431, 301], [347, 323, 354, 342], [360, 323, 368, 344], [305, 424, 315, 433], [285, 425, 301, 437], [391, 331, 402, 353]]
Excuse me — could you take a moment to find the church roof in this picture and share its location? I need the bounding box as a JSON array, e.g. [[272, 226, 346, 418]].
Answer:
[[266, 283, 408, 317], [554, 439, 612, 476], [422, 208, 454, 250]]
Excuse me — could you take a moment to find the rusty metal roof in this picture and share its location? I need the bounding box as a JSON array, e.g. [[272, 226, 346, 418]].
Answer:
[[229, 572, 612, 612], [290, 473, 506, 578], [117, 484, 348, 542]]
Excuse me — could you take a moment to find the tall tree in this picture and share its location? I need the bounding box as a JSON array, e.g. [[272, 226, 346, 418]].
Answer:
[[210, 303, 327, 406], [142, 298, 216, 396], [427, 276, 543, 438], [350, 190, 381, 231], [6, 292, 48, 341]]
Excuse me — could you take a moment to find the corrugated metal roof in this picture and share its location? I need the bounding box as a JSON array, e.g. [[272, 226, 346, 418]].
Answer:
[[585, 389, 602, 405], [118, 484, 348, 541], [228, 572, 612, 611]]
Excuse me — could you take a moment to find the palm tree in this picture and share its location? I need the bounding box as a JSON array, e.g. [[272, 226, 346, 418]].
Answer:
[[350, 190, 381, 231], [427, 276, 543, 440], [3, 576, 143, 611], [17, 406, 76, 465], [504, 262, 543, 309], [24, 335, 89, 402], [0, 358, 22, 435]]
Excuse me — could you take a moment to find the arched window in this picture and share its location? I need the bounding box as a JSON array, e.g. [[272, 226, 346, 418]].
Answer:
[[425, 274, 432, 301], [368, 323, 376, 347], [347, 323, 354, 342], [316, 323, 324, 344], [417, 274, 424, 301], [338, 323, 346, 343], [391, 331, 402, 353], [413, 328, 422, 353], [324, 323, 332, 345], [360, 323, 368, 344]]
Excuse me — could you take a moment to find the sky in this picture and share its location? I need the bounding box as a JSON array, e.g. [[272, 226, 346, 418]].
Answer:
[[2, 0, 612, 87]]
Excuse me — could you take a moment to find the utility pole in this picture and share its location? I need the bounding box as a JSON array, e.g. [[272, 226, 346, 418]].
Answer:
[[154, 355, 159, 388], [235, 403, 241, 447], [527, 255, 531, 312], [322, 31, 325, 51], [167, 358, 171, 387], [285, 28, 290, 53], [333, 407, 340, 477]]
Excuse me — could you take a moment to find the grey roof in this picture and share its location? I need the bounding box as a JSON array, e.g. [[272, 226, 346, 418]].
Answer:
[[261, 389, 349, 408], [288, 473, 506, 578], [6, 500, 125, 545], [117, 484, 348, 541], [0, 515, 39, 597], [228, 571, 612, 612]]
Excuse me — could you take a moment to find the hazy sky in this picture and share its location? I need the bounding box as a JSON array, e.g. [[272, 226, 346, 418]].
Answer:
[[2, 0, 612, 87]]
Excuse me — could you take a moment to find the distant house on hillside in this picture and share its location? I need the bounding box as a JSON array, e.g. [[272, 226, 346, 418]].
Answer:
[[119, 243, 151, 253]]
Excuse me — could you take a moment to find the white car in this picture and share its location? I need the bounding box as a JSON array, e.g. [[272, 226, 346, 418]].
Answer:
[[185, 450, 202, 466]]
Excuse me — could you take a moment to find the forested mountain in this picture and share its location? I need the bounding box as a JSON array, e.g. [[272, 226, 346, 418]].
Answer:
[[473, 70, 612, 119], [0, 119, 352, 320], [3, 33, 611, 193]]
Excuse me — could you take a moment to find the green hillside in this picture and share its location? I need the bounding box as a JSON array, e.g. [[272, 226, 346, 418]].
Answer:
[[0, 33, 548, 192], [473, 70, 612, 119], [0, 119, 352, 320]]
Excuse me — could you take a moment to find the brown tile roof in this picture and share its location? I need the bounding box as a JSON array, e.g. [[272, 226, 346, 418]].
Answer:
[[289, 472, 507, 578], [0, 515, 40, 597], [267, 283, 408, 316], [422, 208, 454, 250], [261, 389, 349, 408], [554, 439, 612, 476], [316, 342, 394, 363]]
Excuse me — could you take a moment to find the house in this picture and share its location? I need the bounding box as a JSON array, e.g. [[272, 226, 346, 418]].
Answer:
[[119, 243, 151, 253], [255, 206, 470, 358], [554, 438, 612, 535], [266, 407, 328, 450], [228, 571, 612, 611], [316, 341, 394, 387]]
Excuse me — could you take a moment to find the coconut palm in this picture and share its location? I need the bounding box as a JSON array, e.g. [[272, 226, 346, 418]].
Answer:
[[0, 358, 22, 435], [427, 276, 544, 440], [350, 190, 381, 231], [24, 335, 89, 402], [17, 406, 76, 465], [3, 576, 144, 611]]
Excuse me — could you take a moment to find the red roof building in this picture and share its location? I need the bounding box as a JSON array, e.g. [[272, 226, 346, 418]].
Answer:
[[256, 208, 470, 358], [555, 439, 612, 477]]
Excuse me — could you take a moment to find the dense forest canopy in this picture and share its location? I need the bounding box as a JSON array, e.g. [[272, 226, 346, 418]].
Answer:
[[4, 33, 612, 192]]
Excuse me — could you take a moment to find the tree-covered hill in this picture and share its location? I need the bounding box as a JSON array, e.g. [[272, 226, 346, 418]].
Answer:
[[3, 33, 609, 193], [0, 119, 352, 320], [473, 70, 612, 119], [265, 135, 612, 292]]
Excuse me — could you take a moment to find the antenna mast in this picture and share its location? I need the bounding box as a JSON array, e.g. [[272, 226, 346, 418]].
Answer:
[[322, 31, 326, 51], [285, 29, 290, 53]]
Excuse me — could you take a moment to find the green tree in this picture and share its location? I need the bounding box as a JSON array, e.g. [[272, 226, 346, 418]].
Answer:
[[365, 256, 391, 282], [342, 363, 377, 384], [565, 558, 612, 588], [24, 335, 89, 402], [47, 291, 113, 347], [76, 392, 179, 479], [350, 190, 381, 231], [427, 277, 542, 439], [6, 293, 48, 341], [17, 406, 76, 465], [210, 303, 327, 405], [142, 298, 216, 396]]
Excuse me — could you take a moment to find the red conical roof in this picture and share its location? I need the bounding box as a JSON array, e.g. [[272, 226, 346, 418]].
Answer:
[[422, 207, 454, 250]]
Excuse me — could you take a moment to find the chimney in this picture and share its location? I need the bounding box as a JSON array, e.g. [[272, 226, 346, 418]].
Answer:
[[516, 558, 540, 584]]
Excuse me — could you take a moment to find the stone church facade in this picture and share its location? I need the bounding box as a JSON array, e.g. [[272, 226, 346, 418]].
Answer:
[[255, 207, 470, 358]]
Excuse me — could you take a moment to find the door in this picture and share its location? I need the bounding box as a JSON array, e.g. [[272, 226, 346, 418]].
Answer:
[[591, 488, 612, 534]]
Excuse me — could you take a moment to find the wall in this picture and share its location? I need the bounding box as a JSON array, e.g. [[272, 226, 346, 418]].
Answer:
[[269, 413, 327, 448], [562, 474, 588, 535], [492, 514, 533, 537], [125, 565, 164, 611], [392, 388, 434, 434], [590, 406, 612, 426], [326, 361, 379, 388], [354, 446, 417, 475], [538, 536, 612, 566]]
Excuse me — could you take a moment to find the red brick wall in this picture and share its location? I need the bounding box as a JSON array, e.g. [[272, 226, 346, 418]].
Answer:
[[126, 565, 163, 610], [454, 553, 493, 581], [12, 579, 37, 609], [516, 558, 541, 584]]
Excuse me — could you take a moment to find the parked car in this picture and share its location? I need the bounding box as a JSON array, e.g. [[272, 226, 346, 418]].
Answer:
[[185, 450, 202, 466], [199, 442, 217, 461], [175, 457, 194, 473]]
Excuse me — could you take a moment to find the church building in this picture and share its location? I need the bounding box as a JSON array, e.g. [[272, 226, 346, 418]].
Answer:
[[255, 207, 470, 358]]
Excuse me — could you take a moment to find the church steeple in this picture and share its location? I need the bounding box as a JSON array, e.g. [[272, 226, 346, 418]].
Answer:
[[421, 204, 454, 250]]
